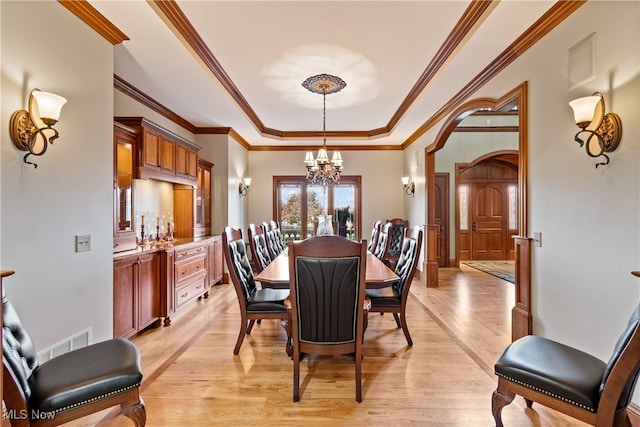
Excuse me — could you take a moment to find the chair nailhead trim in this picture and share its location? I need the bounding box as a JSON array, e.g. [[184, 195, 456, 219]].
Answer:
[[495, 372, 596, 413], [52, 383, 140, 414]]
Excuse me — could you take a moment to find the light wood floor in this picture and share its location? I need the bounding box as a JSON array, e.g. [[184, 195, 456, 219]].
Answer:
[[69, 265, 588, 426]]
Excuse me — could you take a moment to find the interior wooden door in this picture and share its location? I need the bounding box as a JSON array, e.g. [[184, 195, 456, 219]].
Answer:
[[434, 173, 449, 267], [471, 183, 507, 260]]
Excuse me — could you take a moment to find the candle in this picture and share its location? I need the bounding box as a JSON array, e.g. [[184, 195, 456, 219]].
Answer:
[[141, 215, 144, 226], [156, 217, 160, 227]]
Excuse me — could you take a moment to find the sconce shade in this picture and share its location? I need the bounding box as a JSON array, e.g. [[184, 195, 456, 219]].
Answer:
[[31, 91, 67, 124], [569, 95, 602, 128], [243, 177, 252, 187], [401, 176, 410, 186]]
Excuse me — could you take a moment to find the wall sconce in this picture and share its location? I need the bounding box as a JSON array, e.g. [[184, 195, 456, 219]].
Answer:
[[10, 89, 67, 169], [568, 92, 622, 168], [238, 177, 251, 197], [401, 176, 415, 197]]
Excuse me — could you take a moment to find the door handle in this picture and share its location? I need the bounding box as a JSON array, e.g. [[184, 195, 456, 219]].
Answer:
[[472, 222, 477, 231]]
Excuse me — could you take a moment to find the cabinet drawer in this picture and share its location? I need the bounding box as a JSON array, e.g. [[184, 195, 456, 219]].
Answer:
[[175, 245, 207, 260], [175, 253, 206, 282], [175, 270, 207, 308]]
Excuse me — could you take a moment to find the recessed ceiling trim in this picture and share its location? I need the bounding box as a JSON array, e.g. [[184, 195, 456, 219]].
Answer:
[[58, 0, 129, 45], [149, 0, 495, 139], [401, 0, 585, 149]]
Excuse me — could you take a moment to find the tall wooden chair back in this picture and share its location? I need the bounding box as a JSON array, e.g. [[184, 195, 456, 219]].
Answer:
[[287, 236, 368, 402]]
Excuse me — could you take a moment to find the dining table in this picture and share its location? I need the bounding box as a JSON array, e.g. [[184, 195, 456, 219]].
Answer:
[[255, 248, 399, 289]]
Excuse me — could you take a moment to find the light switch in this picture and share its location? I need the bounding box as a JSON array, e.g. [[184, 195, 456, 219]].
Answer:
[[75, 235, 91, 252], [533, 232, 542, 247]]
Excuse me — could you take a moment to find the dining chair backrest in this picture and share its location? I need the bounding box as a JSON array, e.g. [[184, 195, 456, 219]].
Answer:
[[373, 222, 392, 260], [367, 220, 382, 252], [223, 226, 257, 307], [248, 223, 272, 272], [393, 226, 423, 297], [287, 235, 368, 402], [386, 218, 408, 258]]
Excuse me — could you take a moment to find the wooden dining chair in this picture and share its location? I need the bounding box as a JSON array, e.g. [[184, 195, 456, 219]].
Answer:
[[366, 220, 382, 253], [492, 303, 640, 427], [2, 287, 146, 426], [366, 226, 422, 346], [373, 222, 392, 261], [287, 235, 368, 402], [247, 223, 272, 273], [222, 226, 289, 354], [384, 218, 408, 268]]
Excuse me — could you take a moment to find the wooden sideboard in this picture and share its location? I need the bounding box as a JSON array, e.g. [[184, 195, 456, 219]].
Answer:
[[114, 236, 223, 337]]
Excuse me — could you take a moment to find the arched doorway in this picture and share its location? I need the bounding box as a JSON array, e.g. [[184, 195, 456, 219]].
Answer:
[[424, 82, 532, 339]]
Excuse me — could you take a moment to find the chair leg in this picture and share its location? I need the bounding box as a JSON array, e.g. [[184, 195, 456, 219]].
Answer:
[[247, 319, 256, 334], [398, 313, 412, 346], [524, 398, 533, 408], [234, 317, 249, 355], [293, 353, 300, 402], [392, 313, 401, 328], [355, 353, 362, 403], [491, 383, 515, 427], [121, 395, 146, 427]]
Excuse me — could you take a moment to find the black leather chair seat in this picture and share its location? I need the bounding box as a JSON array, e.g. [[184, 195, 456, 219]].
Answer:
[[494, 335, 606, 413], [366, 286, 401, 306], [247, 288, 289, 312], [28, 337, 142, 414]]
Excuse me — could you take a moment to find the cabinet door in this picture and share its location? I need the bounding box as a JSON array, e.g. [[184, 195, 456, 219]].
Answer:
[[114, 258, 137, 338], [160, 138, 175, 173], [175, 144, 187, 175], [114, 123, 137, 252], [143, 130, 161, 168], [187, 150, 198, 178], [211, 236, 223, 285], [138, 253, 160, 329]]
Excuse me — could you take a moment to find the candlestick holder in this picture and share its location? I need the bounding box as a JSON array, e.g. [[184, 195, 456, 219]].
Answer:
[[139, 224, 146, 245], [155, 225, 161, 241]]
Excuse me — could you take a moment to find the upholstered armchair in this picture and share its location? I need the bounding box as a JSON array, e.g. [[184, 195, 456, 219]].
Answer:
[[492, 303, 640, 427], [222, 227, 289, 354], [287, 236, 369, 402], [2, 287, 145, 426]]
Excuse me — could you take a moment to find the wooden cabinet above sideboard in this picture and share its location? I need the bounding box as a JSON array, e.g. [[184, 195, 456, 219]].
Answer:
[[115, 117, 200, 186]]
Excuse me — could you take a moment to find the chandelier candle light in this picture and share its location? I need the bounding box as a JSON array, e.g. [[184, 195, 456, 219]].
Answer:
[[302, 74, 346, 185]]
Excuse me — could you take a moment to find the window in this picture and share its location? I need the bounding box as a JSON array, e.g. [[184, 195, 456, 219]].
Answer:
[[274, 176, 362, 241], [459, 185, 469, 231]]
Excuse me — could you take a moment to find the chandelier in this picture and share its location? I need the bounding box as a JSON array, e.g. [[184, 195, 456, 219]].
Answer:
[[302, 74, 346, 185]]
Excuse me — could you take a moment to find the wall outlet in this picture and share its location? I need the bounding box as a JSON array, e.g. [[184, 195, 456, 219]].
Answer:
[[75, 235, 91, 252]]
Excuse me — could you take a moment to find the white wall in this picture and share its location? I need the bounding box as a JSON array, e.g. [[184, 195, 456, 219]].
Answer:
[[1, 2, 115, 347], [406, 1, 640, 363], [248, 149, 404, 243]]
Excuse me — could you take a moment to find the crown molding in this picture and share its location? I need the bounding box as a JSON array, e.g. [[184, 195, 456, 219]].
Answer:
[[58, 0, 129, 45]]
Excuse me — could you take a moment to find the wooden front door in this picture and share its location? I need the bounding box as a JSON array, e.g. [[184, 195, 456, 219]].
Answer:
[[471, 183, 507, 260], [457, 153, 518, 262]]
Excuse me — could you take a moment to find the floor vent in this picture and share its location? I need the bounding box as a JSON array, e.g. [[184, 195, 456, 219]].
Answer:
[[37, 328, 92, 363]]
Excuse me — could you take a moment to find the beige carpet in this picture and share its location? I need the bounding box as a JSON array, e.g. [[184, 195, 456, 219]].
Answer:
[[461, 260, 515, 283]]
